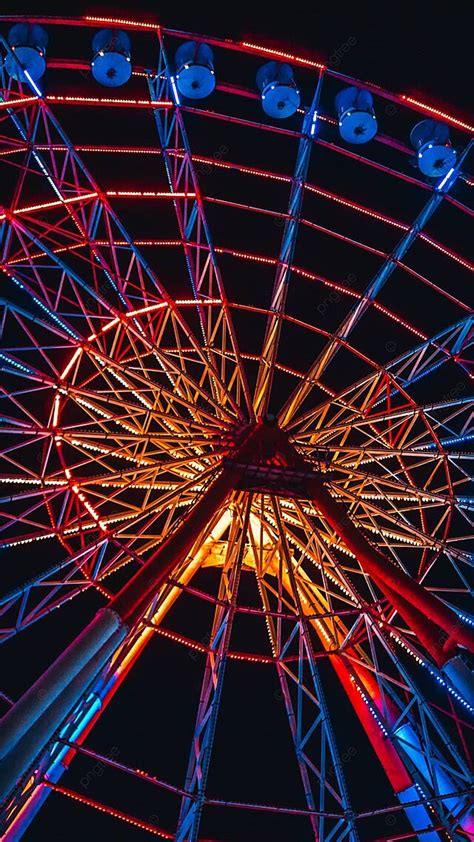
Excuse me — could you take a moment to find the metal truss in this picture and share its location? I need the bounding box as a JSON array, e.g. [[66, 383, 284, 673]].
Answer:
[[0, 14, 472, 842]]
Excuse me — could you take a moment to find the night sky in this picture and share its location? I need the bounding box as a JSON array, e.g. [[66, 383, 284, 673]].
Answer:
[[0, 1, 472, 840]]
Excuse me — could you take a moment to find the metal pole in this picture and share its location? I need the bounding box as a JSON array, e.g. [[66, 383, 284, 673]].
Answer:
[[0, 421, 266, 806], [303, 474, 474, 656]]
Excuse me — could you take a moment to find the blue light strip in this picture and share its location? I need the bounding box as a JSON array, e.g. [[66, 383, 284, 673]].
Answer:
[[6, 272, 79, 338]]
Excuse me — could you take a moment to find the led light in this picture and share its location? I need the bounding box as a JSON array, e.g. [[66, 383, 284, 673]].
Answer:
[[5, 192, 98, 219], [242, 42, 325, 70], [45, 783, 171, 838], [419, 234, 473, 271], [84, 15, 160, 30], [46, 95, 172, 108], [305, 184, 409, 229], [23, 70, 43, 98], [401, 95, 474, 133], [106, 190, 195, 199], [0, 96, 38, 110], [170, 75, 181, 106], [436, 166, 455, 192]]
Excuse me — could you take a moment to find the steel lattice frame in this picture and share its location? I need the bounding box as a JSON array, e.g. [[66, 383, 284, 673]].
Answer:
[[0, 14, 473, 842]]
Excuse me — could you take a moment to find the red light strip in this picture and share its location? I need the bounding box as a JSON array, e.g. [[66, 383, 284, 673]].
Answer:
[[150, 623, 276, 663], [0, 94, 171, 110], [241, 41, 325, 70], [305, 184, 408, 230], [75, 145, 163, 155], [301, 219, 388, 257], [401, 96, 474, 133], [372, 302, 427, 339], [174, 151, 291, 182], [173, 149, 409, 229], [45, 783, 173, 837], [419, 234, 474, 272], [106, 190, 196, 199]]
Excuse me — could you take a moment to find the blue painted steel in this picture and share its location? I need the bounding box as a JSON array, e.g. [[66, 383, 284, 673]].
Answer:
[[3, 641, 130, 838], [335, 86, 377, 144], [175, 41, 215, 99], [0, 538, 108, 643], [394, 723, 474, 832], [256, 61, 300, 118], [398, 784, 442, 841], [0, 609, 127, 803], [254, 71, 323, 415], [5, 23, 48, 82], [441, 657, 474, 707], [0, 608, 123, 762], [91, 29, 132, 87]]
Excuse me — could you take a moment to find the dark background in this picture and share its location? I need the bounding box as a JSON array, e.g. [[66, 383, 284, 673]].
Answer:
[[12, 0, 473, 114], [1, 1, 472, 840]]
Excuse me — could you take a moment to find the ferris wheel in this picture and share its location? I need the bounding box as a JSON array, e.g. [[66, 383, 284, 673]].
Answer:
[[0, 14, 473, 841]]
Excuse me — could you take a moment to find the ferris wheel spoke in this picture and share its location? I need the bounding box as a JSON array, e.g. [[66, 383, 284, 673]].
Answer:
[[5, 217, 241, 419], [290, 383, 472, 441], [244, 500, 358, 838], [262, 498, 468, 827], [148, 35, 254, 419], [279, 139, 473, 430], [0, 86, 244, 417], [384, 314, 474, 387], [355, 617, 473, 794], [0, 509, 232, 836], [255, 503, 468, 837], [0, 17, 472, 840], [0, 539, 108, 643], [253, 77, 323, 417]]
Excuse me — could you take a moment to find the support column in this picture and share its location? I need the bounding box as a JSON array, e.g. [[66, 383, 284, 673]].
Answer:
[[303, 474, 474, 656], [0, 421, 266, 806], [342, 656, 474, 836]]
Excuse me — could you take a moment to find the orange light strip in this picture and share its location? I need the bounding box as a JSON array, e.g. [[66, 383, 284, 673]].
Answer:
[[401, 96, 474, 133], [46, 95, 172, 108], [84, 15, 160, 30], [0, 145, 29, 156], [46, 784, 172, 838], [0, 192, 98, 220], [241, 41, 325, 70], [0, 96, 38, 110]]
